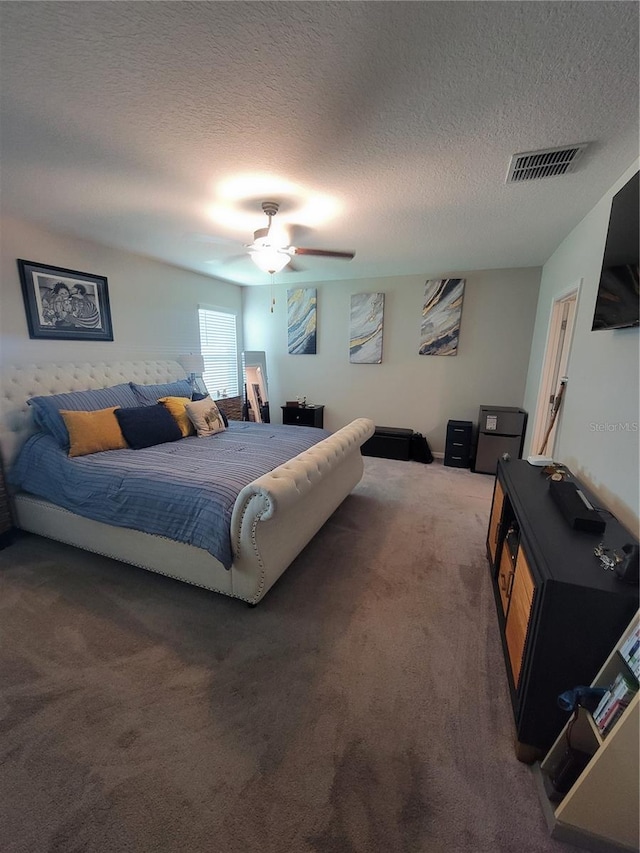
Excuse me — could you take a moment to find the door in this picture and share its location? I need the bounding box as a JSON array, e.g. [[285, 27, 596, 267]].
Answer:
[[531, 288, 578, 457]]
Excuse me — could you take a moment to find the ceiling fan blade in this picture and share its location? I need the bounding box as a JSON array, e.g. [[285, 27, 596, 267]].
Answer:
[[284, 259, 304, 272], [293, 248, 355, 260], [189, 232, 239, 246], [287, 223, 313, 245], [214, 253, 250, 267]]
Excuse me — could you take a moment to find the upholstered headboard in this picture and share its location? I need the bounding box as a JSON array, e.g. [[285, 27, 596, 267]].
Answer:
[[0, 360, 185, 473]]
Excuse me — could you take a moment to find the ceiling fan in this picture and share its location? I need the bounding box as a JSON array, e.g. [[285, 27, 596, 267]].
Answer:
[[247, 201, 355, 274]]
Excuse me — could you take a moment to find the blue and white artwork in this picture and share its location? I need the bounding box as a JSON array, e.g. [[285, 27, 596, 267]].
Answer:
[[349, 292, 384, 364], [419, 278, 466, 356], [287, 288, 317, 354]]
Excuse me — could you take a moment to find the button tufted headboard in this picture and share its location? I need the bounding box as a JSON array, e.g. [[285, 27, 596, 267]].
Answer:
[[0, 360, 185, 474]]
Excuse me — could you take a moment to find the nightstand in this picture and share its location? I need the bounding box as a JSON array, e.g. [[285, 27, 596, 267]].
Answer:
[[281, 405, 324, 428]]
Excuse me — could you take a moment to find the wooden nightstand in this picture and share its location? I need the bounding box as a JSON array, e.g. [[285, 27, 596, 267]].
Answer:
[[281, 405, 324, 428]]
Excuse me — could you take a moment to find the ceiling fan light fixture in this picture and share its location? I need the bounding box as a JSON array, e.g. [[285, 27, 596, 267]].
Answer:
[[250, 247, 290, 274]]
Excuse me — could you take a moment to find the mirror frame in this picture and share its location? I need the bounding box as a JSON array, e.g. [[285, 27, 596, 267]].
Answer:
[[242, 351, 270, 423]]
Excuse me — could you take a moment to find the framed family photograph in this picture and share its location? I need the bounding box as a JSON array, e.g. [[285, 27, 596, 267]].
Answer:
[[18, 259, 114, 341]]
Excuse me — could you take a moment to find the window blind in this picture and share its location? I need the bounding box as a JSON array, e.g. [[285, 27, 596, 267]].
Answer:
[[198, 308, 239, 397]]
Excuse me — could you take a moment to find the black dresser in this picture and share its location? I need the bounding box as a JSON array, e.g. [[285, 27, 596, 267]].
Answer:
[[487, 459, 639, 760], [281, 405, 324, 428]]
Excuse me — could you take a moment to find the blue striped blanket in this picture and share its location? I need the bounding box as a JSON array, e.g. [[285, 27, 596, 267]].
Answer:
[[10, 422, 332, 569]]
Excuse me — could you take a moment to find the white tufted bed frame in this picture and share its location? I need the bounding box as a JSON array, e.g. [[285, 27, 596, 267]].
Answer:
[[0, 361, 374, 605]]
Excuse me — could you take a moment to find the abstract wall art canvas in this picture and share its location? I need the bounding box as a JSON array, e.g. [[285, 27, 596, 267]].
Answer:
[[349, 292, 385, 363], [419, 278, 466, 356], [287, 288, 317, 354]]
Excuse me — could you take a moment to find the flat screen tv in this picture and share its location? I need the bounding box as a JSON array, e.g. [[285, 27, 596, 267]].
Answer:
[[591, 171, 639, 331]]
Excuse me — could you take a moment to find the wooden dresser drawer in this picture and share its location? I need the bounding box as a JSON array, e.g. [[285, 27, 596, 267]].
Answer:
[[497, 544, 515, 615], [505, 546, 535, 687], [488, 479, 505, 564]]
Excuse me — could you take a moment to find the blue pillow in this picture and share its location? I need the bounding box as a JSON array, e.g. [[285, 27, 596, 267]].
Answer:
[[28, 383, 140, 449], [130, 380, 192, 406], [115, 405, 182, 449]]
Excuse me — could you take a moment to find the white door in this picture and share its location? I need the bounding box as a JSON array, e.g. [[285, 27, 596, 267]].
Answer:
[[531, 288, 579, 457]]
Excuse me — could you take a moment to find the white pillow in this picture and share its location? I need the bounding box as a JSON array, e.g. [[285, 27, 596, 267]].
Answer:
[[185, 397, 226, 437]]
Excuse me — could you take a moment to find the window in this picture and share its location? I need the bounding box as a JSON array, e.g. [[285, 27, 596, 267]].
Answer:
[[198, 307, 239, 397]]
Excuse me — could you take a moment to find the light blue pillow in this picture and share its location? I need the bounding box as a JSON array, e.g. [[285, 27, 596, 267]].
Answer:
[[28, 383, 140, 449], [130, 379, 192, 406]]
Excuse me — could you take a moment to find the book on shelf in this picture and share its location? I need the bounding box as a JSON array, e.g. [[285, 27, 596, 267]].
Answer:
[[592, 671, 638, 735], [619, 625, 640, 679], [598, 699, 628, 736]]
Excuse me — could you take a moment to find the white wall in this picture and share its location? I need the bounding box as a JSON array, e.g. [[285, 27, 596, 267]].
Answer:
[[522, 161, 640, 534], [0, 217, 242, 370], [243, 267, 541, 453]]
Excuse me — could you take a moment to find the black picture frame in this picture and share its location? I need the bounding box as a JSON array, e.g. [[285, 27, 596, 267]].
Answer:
[[17, 259, 114, 341]]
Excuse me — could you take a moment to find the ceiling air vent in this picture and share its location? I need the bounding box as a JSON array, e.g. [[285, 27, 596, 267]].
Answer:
[[506, 144, 589, 183]]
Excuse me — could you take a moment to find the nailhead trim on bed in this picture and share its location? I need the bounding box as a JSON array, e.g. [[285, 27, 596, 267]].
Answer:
[[14, 495, 252, 603], [234, 492, 270, 602]]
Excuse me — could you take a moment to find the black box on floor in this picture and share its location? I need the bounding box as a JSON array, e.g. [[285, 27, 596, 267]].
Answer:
[[361, 426, 413, 461]]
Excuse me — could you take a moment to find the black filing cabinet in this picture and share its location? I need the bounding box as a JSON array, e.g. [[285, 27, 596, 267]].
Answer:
[[281, 405, 324, 428], [444, 420, 473, 468]]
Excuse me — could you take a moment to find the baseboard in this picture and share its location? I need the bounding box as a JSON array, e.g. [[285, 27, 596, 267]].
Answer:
[[433, 451, 444, 459]]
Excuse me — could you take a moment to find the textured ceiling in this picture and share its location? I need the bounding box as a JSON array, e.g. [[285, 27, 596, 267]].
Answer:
[[1, 1, 638, 286]]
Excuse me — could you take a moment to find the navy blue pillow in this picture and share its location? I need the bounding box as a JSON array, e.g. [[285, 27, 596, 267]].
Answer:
[[115, 405, 182, 449], [192, 392, 229, 427]]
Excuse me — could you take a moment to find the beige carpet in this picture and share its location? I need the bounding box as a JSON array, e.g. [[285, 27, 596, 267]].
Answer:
[[0, 458, 585, 853]]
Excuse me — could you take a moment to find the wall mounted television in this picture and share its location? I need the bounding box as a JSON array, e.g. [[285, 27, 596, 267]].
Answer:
[[591, 170, 639, 331]]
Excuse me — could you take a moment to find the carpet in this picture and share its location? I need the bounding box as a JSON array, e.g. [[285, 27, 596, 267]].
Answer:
[[0, 458, 582, 852]]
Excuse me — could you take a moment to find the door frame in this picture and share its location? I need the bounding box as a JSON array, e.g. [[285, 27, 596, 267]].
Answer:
[[530, 281, 581, 458]]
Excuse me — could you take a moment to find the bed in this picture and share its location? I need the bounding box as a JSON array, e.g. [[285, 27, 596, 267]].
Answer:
[[0, 360, 374, 604]]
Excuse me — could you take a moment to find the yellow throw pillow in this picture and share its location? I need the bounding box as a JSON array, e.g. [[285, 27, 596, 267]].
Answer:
[[158, 396, 195, 437], [60, 407, 128, 457]]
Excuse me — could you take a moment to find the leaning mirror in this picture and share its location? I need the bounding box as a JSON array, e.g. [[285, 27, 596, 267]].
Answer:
[[242, 351, 270, 423]]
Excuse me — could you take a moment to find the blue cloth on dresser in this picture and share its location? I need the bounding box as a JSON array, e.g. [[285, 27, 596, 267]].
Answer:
[[10, 421, 331, 569]]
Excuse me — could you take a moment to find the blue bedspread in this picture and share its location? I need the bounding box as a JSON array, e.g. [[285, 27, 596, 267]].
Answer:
[[10, 422, 331, 569]]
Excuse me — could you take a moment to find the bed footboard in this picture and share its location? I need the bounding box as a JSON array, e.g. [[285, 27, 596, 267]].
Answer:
[[230, 417, 374, 602]]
